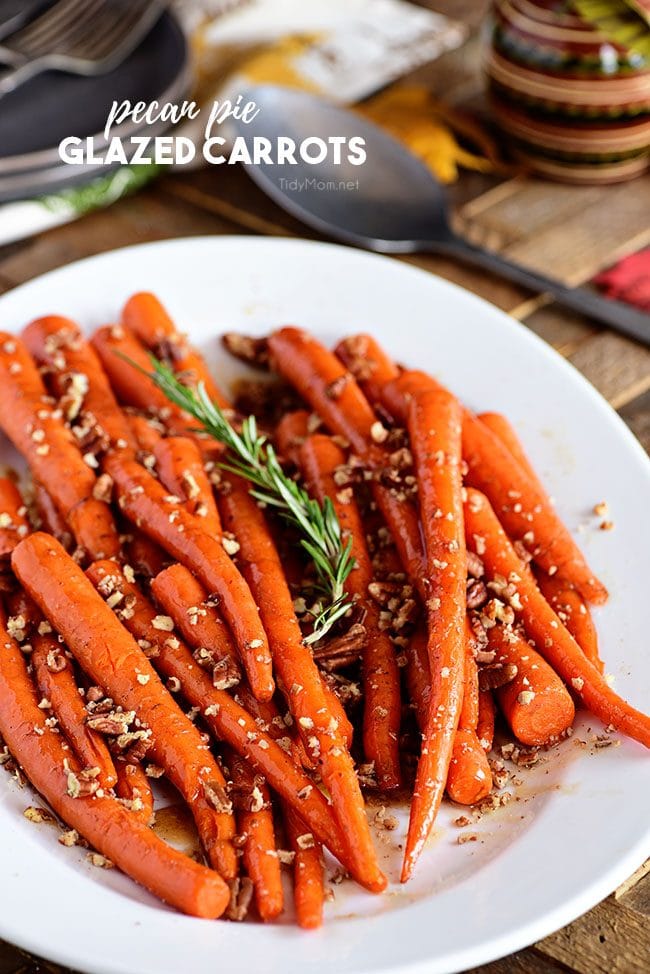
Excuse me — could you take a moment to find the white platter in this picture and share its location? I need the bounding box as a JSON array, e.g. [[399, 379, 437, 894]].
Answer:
[[0, 236, 648, 974]]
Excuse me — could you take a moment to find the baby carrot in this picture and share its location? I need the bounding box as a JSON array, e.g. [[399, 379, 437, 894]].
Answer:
[[31, 633, 118, 790], [0, 605, 229, 918], [115, 760, 155, 826], [400, 375, 466, 881], [275, 409, 311, 465], [86, 560, 355, 879], [22, 315, 136, 453], [217, 473, 386, 893], [151, 563, 241, 686], [153, 436, 222, 536], [103, 453, 274, 701], [226, 746, 284, 922], [127, 413, 164, 454], [334, 333, 401, 415], [12, 533, 239, 879], [33, 482, 73, 551], [0, 477, 30, 559], [478, 412, 544, 490], [298, 432, 401, 790], [463, 410, 607, 605], [122, 292, 230, 408], [463, 489, 650, 748], [487, 625, 575, 746], [477, 689, 496, 752], [536, 568, 603, 673], [446, 623, 492, 805], [125, 531, 169, 579], [0, 333, 119, 559], [284, 803, 325, 930]]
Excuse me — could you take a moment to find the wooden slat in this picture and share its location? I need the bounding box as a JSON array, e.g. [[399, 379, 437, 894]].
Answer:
[[568, 331, 650, 409], [535, 894, 650, 974], [465, 947, 568, 973], [499, 179, 650, 287], [521, 304, 599, 356]]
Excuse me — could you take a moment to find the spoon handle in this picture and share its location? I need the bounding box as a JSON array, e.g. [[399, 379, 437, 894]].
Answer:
[[438, 236, 650, 347]]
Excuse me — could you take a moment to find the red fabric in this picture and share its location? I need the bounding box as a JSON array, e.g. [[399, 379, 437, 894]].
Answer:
[[594, 249, 650, 312]]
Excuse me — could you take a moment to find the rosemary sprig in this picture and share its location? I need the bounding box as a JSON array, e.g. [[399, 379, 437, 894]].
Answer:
[[145, 357, 355, 645]]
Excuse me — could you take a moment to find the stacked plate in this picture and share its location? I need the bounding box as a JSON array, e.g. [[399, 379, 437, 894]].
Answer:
[[0, 7, 190, 202]]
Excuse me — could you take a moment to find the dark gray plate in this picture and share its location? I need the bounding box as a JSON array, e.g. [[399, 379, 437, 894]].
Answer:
[[0, 9, 189, 175]]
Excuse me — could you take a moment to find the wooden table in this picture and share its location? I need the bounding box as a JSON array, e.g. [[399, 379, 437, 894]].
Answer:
[[1, 2, 649, 971]]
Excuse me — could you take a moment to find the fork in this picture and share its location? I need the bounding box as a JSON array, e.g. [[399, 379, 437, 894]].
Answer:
[[0, 0, 164, 97]]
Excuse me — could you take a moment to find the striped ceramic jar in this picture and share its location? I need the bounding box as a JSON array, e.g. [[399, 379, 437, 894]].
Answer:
[[485, 0, 650, 182]]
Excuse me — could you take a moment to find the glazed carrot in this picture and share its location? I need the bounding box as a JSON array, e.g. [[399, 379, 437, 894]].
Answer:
[[487, 625, 575, 747], [153, 436, 222, 536], [67, 497, 122, 561], [463, 489, 650, 748], [0, 333, 119, 559], [298, 433, 401, 790], [22, 315, 136, 453], [0, 605, 228, 919], [478, 412, 544, 489], [334, 333, 401, 414], [400, 375, 466, 881], [12, 534, 239, 880], [226, 747, 283, 922], [463, 409, 607, 605], [0, 477, 30, 559], [406, 626, 491, 806], [267, 328, 427, 589], [5, 588, 41, 635], [477, 689, 496, 752], [86, 560, 355, 878], [320, 681, 354, 751], [103, 454, 274, 701], [115, 760, 155, 826], [536, 568, 603, 673], [122, 292, 229, 408], [284, 803, 325, 930], [217, 473, 386, 893], [125, 531, 168, 579], [151, 563, 241, 684], [127, 413, 164, 454], [33, 482, 73, 551], [275, 409, 311, 464], [92, 324, 184, 417], [31, 634, 118, 790]]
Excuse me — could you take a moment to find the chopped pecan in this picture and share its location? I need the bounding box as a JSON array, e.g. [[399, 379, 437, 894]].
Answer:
[[221, 333, 270, 369]]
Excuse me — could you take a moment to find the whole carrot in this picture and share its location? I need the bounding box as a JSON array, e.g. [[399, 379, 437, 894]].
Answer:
[[297, 433, 401, 790], [275, 409, 311, 465], [463, 410, 607, 605], [477, 689, 496, 752], [478, 412, 544, 489], [22, 315, 136, 453], [0, 605, 230, 918], [226, 746, 284, 922], [153, 436, 222, 536], [399, 375, 466, 881], [217, 473, 386, 893], [115, 760, 155, 826], [125, 531, 169, 579], [334, 333, 401, 415], [127, 413, 164, 454], [535, 568, 603, 673], [122, 292, 230, 408], [33, 482, 73, 551], [487, 625, 575, 746], [446, 624, 492, 805], [284, 803, 325, 930], [85, 559, 356, 879], [12, 533, 239, 880], [31, 633, 118, 790], [0, 477, 30, 559], [151, 563, 241, 687], [0, 333, 119, 559], [103, 454, 274, 701], [463, 489, 650, 748]]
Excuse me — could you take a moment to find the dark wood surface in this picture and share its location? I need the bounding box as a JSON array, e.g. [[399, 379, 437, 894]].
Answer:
[[0, 3, 649, 971]]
